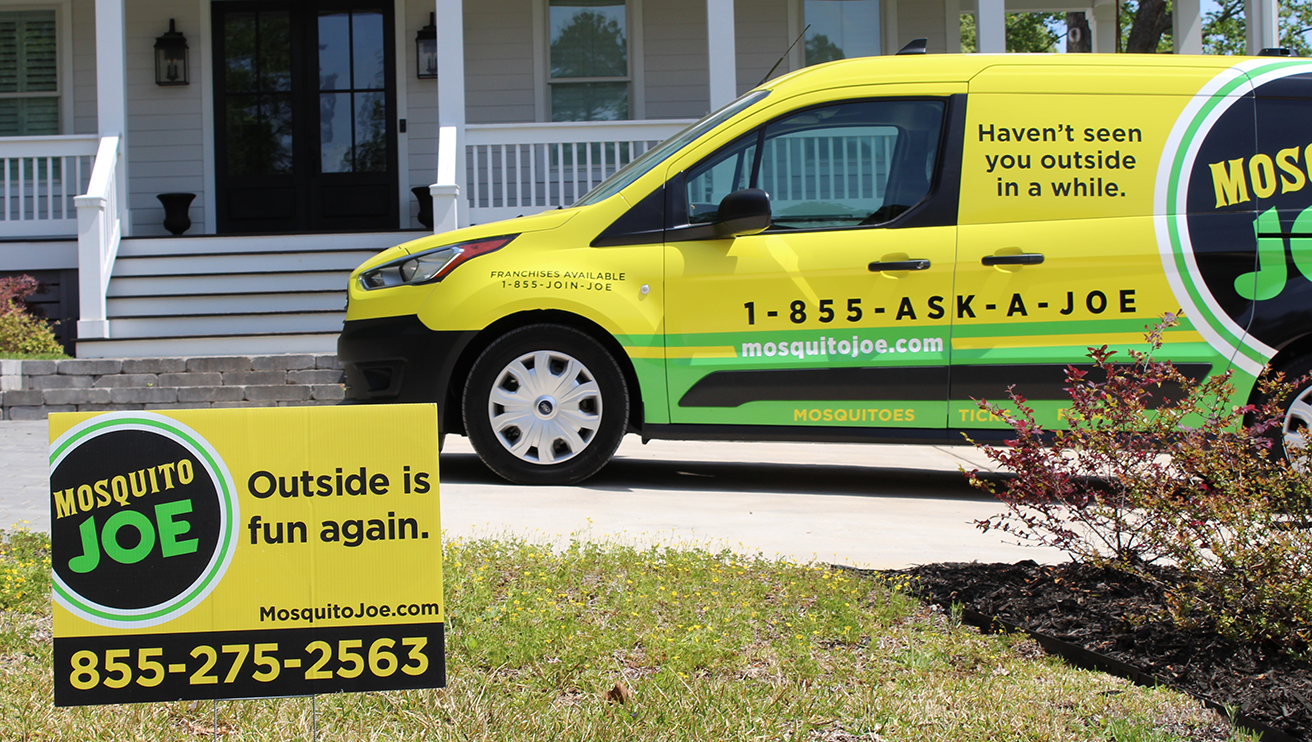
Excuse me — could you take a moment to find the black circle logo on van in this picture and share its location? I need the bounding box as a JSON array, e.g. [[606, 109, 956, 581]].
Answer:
[[1160, 60, 1312, 378], [49, 413, 238, 627]]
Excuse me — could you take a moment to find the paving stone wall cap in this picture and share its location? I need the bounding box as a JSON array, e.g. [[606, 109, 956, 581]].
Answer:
[[314, 354, 342, 369], [20, 360, 56, 375], [186, 356, 252, 373], [251, 354, 317, 371], [0, 359, 20, 375], [58, 359, 123, 375]]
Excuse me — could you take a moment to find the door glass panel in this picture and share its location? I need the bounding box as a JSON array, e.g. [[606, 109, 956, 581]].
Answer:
[[258, 13, 291, 91], [354, 90, 387, 171], [351, 12, 385, 90], [224, 10, 294, 177], [318, 12, 351, 89], [320, 91, 353, 172], [318, 10, 388, 174], [224, 12, 257, 92]]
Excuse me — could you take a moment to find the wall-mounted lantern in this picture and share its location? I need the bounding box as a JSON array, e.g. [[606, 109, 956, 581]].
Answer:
[[154, 19, 189, 86], [416, 12, 437, 79]]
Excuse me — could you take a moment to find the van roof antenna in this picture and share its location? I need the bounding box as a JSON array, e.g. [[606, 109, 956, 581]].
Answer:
[[897, 38, 928, 55], [758, 24, 810, 87]]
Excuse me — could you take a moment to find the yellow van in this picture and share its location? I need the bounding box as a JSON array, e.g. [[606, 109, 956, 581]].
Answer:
[[340, 53, 1312, 485]]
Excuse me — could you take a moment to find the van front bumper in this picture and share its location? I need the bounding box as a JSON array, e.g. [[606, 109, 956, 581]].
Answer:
[[337, 316, 477, 417]]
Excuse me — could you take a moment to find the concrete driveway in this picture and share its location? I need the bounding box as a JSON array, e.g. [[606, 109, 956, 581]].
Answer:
[[2, 420, 1063, 569]]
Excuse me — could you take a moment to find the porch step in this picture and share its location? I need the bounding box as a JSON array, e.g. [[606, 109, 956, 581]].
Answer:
[[81, 230, 425, 358]]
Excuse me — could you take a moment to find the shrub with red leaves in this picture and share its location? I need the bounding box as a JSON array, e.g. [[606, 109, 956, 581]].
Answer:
[[967, 316, 1312, 656]]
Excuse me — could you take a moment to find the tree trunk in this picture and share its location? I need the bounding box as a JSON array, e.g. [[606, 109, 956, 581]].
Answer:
[[1125, 0, 1174, 53], [1066, 12, 1092, 52]]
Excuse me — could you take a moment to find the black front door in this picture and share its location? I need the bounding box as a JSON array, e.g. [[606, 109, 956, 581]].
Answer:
[[213, 1, 398, 234]]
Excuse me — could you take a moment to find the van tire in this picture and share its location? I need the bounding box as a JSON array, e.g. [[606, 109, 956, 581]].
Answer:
[[1261, 353, 1312, 466], [462, 324, 628, 485]]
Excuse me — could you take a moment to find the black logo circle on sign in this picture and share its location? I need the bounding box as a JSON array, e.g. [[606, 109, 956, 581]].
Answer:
[[50, 429, 222, 611]]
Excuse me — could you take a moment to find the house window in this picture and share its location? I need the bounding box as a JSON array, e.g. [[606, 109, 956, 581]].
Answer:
[[804, 0, 879, 65], [0, 9, 58, 136], [548, 0, 630, 121]]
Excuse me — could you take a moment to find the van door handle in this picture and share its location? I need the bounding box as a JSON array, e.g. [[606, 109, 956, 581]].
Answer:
[[982, 253, 1044, 266], [868, 259, 931, 272]]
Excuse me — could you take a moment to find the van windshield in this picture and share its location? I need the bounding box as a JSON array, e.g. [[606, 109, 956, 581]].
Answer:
[[572, 90, 772, 207]]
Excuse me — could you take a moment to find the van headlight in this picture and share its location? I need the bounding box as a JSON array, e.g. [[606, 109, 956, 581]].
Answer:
[[358, 235, 517, 291]]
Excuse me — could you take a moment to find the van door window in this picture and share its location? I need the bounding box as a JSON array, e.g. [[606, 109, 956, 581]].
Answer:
[[682, 99, 945, 229]]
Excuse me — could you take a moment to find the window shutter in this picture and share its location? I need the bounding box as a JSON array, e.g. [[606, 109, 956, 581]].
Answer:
[[0, 10, 58, 135]]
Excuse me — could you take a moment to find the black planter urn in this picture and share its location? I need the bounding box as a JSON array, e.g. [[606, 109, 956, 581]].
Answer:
[[412, 186, 434, 230], [157, 192, 196, 235]]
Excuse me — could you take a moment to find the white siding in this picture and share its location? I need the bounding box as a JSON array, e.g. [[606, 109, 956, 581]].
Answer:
[[736, 0, 791, 95], [896, 0, 947, 54], [72, 0, 96, 134], [405, 0, 439, 229], [644, 0, 710, 119], [124, 0, 206, 237], [465, 0, 534, 123]]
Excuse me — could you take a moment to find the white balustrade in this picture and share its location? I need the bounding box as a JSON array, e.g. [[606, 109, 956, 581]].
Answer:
[[465, 120, 693, 224], [0, 134, 99, 237], [74, 135, 124, 340]]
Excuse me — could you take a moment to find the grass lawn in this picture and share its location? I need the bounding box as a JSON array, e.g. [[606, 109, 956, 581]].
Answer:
[[1, 529, 1250, 741]]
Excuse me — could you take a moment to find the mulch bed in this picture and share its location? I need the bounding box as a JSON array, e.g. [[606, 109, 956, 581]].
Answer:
[[888, 561, 1312, 741]]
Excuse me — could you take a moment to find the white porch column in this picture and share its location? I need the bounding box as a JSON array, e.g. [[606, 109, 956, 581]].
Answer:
[[707, 0, 737, 109], [1245, 0, 1279, 54], [976, 0, 1006, 53], [1173, 0, 1203, 54], [1092, 0, 1117, 53], [432, 0, 467, 232]]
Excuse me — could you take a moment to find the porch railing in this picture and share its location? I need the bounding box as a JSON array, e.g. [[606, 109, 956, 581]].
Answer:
[[0, 134, 99, 237], [74, 135, 125, 340], [465, 120, 693, 224]]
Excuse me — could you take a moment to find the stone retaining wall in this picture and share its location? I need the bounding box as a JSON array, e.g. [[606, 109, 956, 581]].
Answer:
[[0, 354, 345, 420]]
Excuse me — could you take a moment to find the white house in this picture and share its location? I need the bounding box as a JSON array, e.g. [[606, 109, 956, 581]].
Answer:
[[0, 0, 1279, 358]]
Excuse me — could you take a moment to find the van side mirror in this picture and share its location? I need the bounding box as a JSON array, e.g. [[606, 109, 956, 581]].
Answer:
[[714, 188, 771, 238]]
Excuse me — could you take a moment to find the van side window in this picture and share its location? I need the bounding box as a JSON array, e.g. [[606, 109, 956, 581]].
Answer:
[[761, 99, 944, 228], [684, 98, 946, 229], [685, 134, 758, 224]]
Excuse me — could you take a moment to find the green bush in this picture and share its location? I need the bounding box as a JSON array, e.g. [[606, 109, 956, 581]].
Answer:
[[0, 274, 63, 356], [967, 318, 1312, 656]]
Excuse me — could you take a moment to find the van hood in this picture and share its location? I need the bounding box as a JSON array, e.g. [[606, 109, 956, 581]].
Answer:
[[393, 208, 580, 256]]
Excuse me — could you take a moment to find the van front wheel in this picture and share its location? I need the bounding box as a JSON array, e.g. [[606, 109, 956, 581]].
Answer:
[[462, 324, 628, 485]]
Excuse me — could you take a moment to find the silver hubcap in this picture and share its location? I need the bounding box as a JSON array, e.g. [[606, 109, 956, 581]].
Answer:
[[487, 350, 602, 465], [1284, 383, 1312, 469]]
